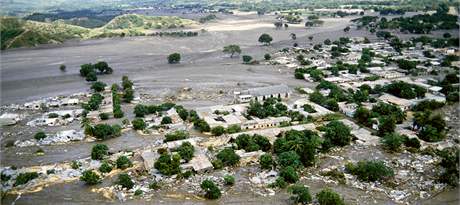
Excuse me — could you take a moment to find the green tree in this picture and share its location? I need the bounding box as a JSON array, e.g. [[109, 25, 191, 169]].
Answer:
[[354, 106, 371, 126], [80, 170, 101, 185], [223, 45, 241, 58], [167, 53, 181, 64], [381, 133, 405, 152], [216, 148, 240, 166], [259, 154, 274, 169], [132, 118, 146, 130], [224, 175, 235, 185], [117, 173, 134, 189], [258, 33, 273, 45], [177, 142, 194, 162], [211, 126, 225, 136], [91, 81, 106, 92], [378, 117, 396, 137], [279, 166, 299, 183], [200, 179, 221, 199], [99, 162, 113, 173], [289, 185, 311, 204], [116, 156, 133, 169], [242, 55, 253, 64], [34, 131, 47, 140], [316, 188, 345, 205], [154, 154, 181, 175], [161, 116, 172, 124], [91, 144, 109, 160], [264, 53, 271, 60], [345, 160, 394, 182], [278, 151, 302, 169], [323, 120, 352, 148]]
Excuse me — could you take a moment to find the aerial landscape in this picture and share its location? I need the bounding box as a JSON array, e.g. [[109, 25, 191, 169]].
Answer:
[[0, 0, 459, 204]]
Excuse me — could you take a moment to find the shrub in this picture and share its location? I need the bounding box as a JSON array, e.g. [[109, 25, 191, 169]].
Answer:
[[264, 53, 271, 60], [154, 154, 181, 176], [212, 159, 223, 170], [194, 119, 210, 132], [91, 124, 122, 140], [259, 154, 274, 170], [302, 104, 316, 113], [91, 81, 106, 92], [117, 173, 134, 189], [224, 175, 235, 185], [99, 162, 113, 173], [116, 156, 133, 170], [242, 55, 253, 64], [404, 137, 421, 149], [134, 189, 143, 196], [164, 130, 188, 142], [99, 113, 109, 120], [345, 160, 394, 182], [235, 134, 271, 152], [179, 170, 193, 179], [278, 151, 302, 169], [91, 144, 109, 160], [132, 118, 146, 130], [316, 188, 345, 205], [211, 126, 225, 136], [71, 161, 82, 169], [34, 132, 47, 140], [14, 172, 39, 186], [216, 148, 240, 166], [48, 113, 59, 118], [279, 166, 299, 183], [200, 179, 221, 199], [177, 142, 194, 162], [46, 169, 56, 175], [269, 177, 288, 189], [59, 64, 66, 71], [323, 120, 352, 150], [167, 53, 181, 64], [149, 181, 161, 190], [161, 116, 172, 124], [226, 124, 241, 134], [288, 185, 312, 204], [320, 169, 346, 184], [80, 170, 101, 185], [134, 104, 148, 117], [381, 133, 405, 152]]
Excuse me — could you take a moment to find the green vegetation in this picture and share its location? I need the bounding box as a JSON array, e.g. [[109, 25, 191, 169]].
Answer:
[[133, 102, 177, 117], [117, 173, 134, 189], [99, 162, 113, 173], [177, 142, 194, 162], [258, 33, 273, 45], [154, 153, 181, 176], [235, 134, 271, 152], [201, 179, 221, 199], [259, 154, 274, 170], [381, 133, 405, 152], [274, 130, 321, 166], [211, 126, 225, 136], [414, 112, 446, 142], [247, 98, 287, 119], [288, 185, 312, 204], [322, 120, 352, 151], [91, 81, 106, 92], [132, 118, 146, 130], [71, 160, 82, 169], [34, 131, 47, 140], [316, 188, 345, 205], [242, 55, 253, 64], [223, 44, 241, 58], [116, 156, 133, 170], [199, 14, 217, 23], [14, 172, 39, 186], [80, 170, 101, 185], [91, 144, 109, 160], [384, 81, 426, 99], [346, 160, 394, 182], [216, 148, 240, 166], [224, 175, 235, 185], [104, 14, 195, 30], [99, 113, 109, 120], [438, 147, 459, 187], [164, 130, 189, 142], [277, 151, 302, 169], [87, 124, 122, 140], [82, 93, 103, 110], [168, 53, 181, 64]]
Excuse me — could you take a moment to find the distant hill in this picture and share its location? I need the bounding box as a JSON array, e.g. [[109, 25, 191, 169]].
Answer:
[[0, 14, 197, 50], [0, 17, 90, 50]]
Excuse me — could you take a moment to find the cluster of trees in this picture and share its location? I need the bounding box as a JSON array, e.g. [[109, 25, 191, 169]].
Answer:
[[413, 111, 446, 142], [91, 81, 106, 92], [235, 134, 271, 152], [383, 81, 426, 99], [199, 14, 217, 23], [377, 10, 458, 34], [439, 73, 459, 103], [294, 67, 323, 82], [79, 61, 113, 82], [381, 132, 421, 152], [288, 186, 345, 205], [154, 153, 181, 176], [201, 179, 221, 199], [176, 142, 194, 162], [321, 120, 352, 151], [379, 8, 405, 15], [14, 172, 39, 186], [132, 118, 146, 130], [296, 54, 312, 66], [82, 93, 103, 111], [345, 160, 394, 182], [216, 148, 240, 167], [353, 102, 406, 136], [164, 130, 189, 142], [309, 81, 350, 112], [121, 76, 134, 103], [247, 98, 288, 119], [85, 124, 122, 140], [411, 36, 459, 49], [412, 100, 445, 112], [150, 31, 198, 37], [438, 147, 459, 187], [304, 19, 324, 27], [111, 84, 124, 118], [283, 14, 302, 24], [133, 102, 176, 117], [210, 124, 241, 136]]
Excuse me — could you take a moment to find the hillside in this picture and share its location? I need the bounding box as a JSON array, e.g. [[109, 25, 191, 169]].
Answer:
[[0, 17, 90, 50], [0, 14, 197, 50]]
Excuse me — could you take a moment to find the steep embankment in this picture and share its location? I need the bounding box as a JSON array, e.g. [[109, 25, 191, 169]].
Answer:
[[1, 14, 197, 50]]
